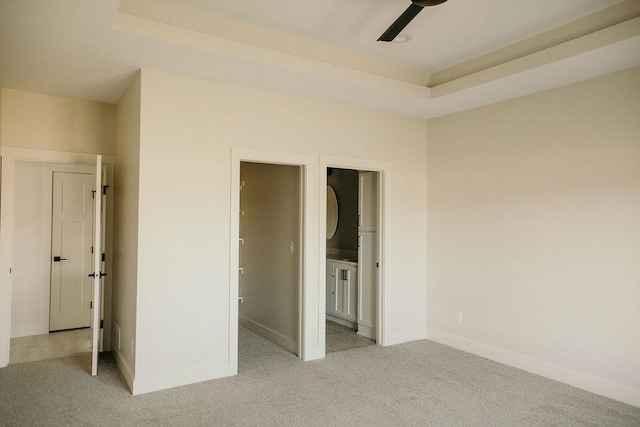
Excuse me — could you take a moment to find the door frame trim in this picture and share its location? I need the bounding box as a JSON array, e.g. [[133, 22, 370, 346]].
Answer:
[[0, 147, 113, 368], [320, 155, 389, 348], [229, 148, 319, 375]]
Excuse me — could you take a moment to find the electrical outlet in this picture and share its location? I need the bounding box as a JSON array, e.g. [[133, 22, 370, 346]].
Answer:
[[456, 312, 463, 324]]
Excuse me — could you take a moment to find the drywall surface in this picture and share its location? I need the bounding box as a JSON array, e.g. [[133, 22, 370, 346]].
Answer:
[[327, 168, 359, 255], [113, 73, 142, 385], [0, 89, 115, 155], [10, 161, 47, 337], [427, 67, 640, 405], [239, 162, 299, 354], [132, 68, 428, 391]]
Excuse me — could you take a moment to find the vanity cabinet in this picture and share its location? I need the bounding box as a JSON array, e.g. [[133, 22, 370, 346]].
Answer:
[[326, 260, 357, 323]]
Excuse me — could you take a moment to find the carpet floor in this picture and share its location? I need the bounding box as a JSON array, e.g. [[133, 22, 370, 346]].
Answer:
[[1, 327, 638, 426]]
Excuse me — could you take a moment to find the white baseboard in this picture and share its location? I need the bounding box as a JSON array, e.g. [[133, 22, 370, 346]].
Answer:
[[426, 329, 640, 408], [132, 362, 230, 396], [357, 324, 376, 340], [112, 348, 134, 393], [384, 326, 426, 347], [240, 317, 298, 355], [10, 324, 49, 339]]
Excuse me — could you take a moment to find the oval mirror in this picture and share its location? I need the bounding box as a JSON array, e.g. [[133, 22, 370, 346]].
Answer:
[[326, 185, 338, 240]]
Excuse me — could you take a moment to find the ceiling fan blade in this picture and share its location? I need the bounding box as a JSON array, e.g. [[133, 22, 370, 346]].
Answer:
[[378, 3, 423, 42]]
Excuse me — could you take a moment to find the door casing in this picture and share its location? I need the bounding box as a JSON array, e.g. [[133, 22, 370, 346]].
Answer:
[[320, 155, 388, 350], [229, 149, 388, 375], [0, 147, 114, 369], [230, 148, 319, 375]]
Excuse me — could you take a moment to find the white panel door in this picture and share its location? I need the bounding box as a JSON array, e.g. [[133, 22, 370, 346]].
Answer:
[[91, 155, 104, 376], [358, 232, 377, 329], [358, 171, 378, 338], [358, 172, 378, 232], [50, 172, 94, 331]]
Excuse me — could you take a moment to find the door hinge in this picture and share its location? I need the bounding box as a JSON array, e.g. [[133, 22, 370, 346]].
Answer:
[[102, 185, 109, 195], [90, 301, 93, 309], [91, 246, 94, 254], [100, 319, 104, 329], [101, 252, 106, 262]]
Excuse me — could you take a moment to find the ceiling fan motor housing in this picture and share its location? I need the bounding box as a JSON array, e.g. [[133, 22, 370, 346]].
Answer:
[[378, 0, 448, 42], [412, 0, 448, 7]]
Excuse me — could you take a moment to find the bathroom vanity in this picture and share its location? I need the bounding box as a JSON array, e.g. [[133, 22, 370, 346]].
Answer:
[[326, 258, 376, 339], [326, 259, 358, 325], [325, 170, 378, 341]]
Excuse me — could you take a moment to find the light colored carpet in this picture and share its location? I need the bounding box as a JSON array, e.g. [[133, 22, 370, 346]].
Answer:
[[1, 327, 639, 426], [325, 320, 375, 353]]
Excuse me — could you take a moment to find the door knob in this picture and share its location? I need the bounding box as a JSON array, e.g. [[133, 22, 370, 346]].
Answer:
[[53, 256, 67, 262]]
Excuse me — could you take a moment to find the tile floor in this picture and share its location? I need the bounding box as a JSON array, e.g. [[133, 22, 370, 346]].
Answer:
[[326, 320, 375, 353], [9, 328, 92, 365]]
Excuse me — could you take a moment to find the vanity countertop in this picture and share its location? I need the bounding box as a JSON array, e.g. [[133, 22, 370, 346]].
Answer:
[[327, 257, 357, 265]]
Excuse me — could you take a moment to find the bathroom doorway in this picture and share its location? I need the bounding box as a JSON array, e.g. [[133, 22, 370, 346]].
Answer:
[[325, 167, 380, 353]]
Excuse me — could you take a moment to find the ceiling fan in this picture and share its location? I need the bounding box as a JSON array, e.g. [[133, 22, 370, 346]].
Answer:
[[378, 0, 448, 42]]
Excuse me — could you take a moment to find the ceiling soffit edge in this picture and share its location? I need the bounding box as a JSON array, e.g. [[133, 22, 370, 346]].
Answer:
[[112, 11, 432, 101], [117, 0, 429, 87], [429, 0, 640, 86]]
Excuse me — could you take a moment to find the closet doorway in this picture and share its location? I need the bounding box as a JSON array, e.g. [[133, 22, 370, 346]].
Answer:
[[236, 161, 302, 370]]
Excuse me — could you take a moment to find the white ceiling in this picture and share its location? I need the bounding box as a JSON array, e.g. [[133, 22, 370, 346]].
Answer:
[[1, 0, 639, 118], [157, 0, 623, 72]]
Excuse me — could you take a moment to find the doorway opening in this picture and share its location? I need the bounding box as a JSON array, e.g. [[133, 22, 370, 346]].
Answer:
[[236, 161, 302, 371], [6, 158, 113, 371], [325, 168, 380, 353]]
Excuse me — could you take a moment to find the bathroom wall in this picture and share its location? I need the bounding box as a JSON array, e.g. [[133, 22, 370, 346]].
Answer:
[[327, 168, 358, 259]]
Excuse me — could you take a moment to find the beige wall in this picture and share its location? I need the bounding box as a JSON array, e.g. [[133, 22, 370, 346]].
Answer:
[[0, 88, 115, 367], [427, 67, 640, 405], [0, 88, 115, 155], [239, 162, 300, 353], [10, 161, 47, 338], [131, 68, 428, 392], [113, 73, 142, 384]]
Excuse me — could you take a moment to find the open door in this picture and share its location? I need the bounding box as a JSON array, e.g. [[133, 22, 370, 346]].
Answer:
[[357, 172, 378, 340], [91, 155, 104, 376]]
